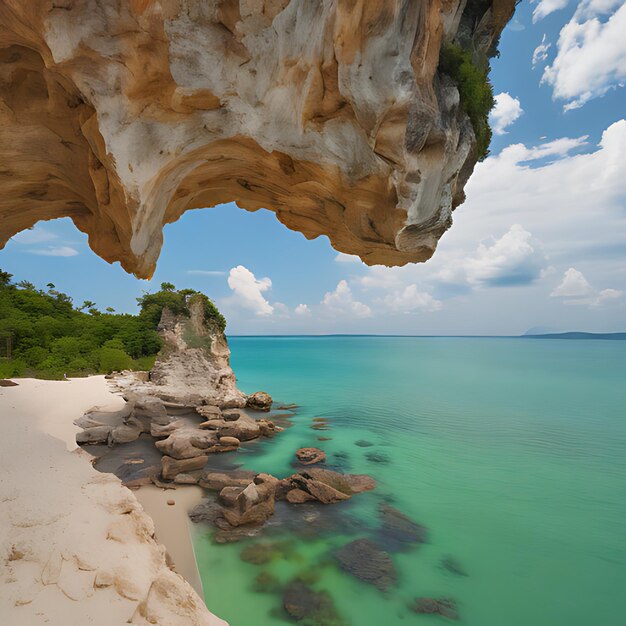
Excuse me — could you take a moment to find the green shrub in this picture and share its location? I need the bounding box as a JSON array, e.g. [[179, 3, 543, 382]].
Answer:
[[439, 43, 494, 160], [98, 347, 134, 373]]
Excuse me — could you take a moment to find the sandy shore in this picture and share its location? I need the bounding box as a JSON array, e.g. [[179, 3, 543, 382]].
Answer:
[[0, 376, 224, 625]]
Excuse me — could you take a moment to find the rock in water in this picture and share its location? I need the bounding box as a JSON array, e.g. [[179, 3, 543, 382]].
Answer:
[[246, 392, 273, 411], [0, 379, 18, 387], [412, 598, 459, 620], [441, 556, 468, 577], [295, 447, 327, 465], [282, 581, 343, 624], [335, 539, 397, 591], [377, 504, 427, 551], [0, 3, 516, 277]]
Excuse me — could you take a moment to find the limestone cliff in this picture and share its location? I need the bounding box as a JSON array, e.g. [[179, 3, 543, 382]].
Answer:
[[130, 296, 245, 407], [0, 1, 515, 277]]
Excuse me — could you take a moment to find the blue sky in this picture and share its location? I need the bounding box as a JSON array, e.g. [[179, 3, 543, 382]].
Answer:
[[2, 0, 625, 335]]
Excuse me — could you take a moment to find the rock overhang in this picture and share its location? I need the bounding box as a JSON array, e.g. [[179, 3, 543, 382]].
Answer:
[[0, 0, 516, 278]]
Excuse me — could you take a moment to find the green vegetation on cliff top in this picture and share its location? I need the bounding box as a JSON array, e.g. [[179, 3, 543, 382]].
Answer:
[[0, 269, 225, 380], [439, 43, 494, 160]]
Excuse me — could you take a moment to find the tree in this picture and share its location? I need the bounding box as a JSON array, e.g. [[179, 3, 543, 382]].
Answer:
[[46, 283, 56, 290], [79, 300, 96, 311], [160, 282, 176, 292], [106, 307, 116, 313], [0, 270, 12, 287]]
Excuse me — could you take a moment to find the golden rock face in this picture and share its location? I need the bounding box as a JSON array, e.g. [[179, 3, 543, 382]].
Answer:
[[0, 0, 514, 278]]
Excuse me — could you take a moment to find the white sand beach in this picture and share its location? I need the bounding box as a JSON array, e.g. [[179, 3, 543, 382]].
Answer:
[[0, 376, 223, 625]]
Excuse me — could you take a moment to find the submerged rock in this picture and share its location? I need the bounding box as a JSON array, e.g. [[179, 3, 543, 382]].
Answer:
[[441, 556, 468, 577], [282, 581, 344, 624], [412, 597, 459, 620], [335, 539, 396, 590], [355, 440, 374, 448], [377, 504, 427, 552], [365, 451, 390, 464], [253, 571, 281, 594]]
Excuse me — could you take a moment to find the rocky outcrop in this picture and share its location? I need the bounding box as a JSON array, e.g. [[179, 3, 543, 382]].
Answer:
[[146, 300, 245, 408], [0, 1, 515, 277]]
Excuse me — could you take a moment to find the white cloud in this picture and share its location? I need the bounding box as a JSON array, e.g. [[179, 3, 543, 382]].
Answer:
[[490, 93, 524, 135], [379, 285, 442, 314], [551, 268, 623, 307], [334, 252, 362, 263], [541, 2, 626, 110], [533, 0, 570, 23], [12, 226, 57, 245], [294, 304, 311, 316], [28, 246, 79, 257], [550, 267, 592, 297], [532, 34, 552, 67], [187, 270, 226, 276], [439, 225, 548, 288], [226, 265, 274, 316], [322, 280, 371, 318]]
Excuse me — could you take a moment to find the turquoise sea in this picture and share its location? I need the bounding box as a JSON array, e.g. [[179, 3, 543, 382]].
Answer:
[[192, 337, 626, 626]]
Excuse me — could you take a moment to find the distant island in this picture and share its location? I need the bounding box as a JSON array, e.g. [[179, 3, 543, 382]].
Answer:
[[523, 332, 626, 340]]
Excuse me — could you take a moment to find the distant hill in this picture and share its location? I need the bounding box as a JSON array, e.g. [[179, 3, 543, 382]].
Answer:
[[524, 332, 626, 341]]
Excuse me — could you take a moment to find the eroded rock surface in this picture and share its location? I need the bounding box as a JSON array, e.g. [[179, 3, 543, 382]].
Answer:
[[0, 1, 515, 277]]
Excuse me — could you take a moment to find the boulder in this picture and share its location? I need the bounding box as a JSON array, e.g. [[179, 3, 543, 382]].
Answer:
[[195, 405, 222, 420], [150, 420, 182, 438], [132, 396, 168, 425], [246, 391, 273, 411], [161, 455, 209, 481], [286, 489, 315, 504], [155, 427, 217, 459], [304, 479, 351, 504], [0, 379, 18, 387], [217, 436, 240, 447], [412, 598, 458, 620], [173, 472, 201, 485], [222, 475, 277, 527], [76, 425, 111, 445], [304, 468, 376, 495], [218, 486, 243, 507], [335, 539, 396, 590], [222, 410, 241, 422], [257, 418, 282, 437], [110, 418, 143, 444], [296, 447, 326, 465], [366, 452, 390, 464], [199, 470, 256, 491], [355, 439, 374, 447]]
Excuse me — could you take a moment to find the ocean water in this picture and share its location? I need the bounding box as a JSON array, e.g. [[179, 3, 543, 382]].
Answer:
[[192, 337, 626, 626]]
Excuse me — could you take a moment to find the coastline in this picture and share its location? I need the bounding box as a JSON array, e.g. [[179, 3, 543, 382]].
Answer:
[[0, 376, 221, 624]]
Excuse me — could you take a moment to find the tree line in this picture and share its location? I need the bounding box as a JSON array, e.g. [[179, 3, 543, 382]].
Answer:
[[0, 269, 225, 380]]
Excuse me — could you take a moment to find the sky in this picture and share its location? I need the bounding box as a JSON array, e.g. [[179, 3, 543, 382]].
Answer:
[[1, 0, 625, 336]]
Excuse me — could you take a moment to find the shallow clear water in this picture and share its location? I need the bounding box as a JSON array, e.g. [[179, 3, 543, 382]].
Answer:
[[192, 337, 626, 626]]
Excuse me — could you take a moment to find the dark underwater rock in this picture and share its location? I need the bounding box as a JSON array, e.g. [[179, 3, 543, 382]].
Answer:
[[335, 538, 396, 590], [282, 581, 343, 624], [365, 451, 390, 464], [355, 439, 374, 447], [441, 556, 468, 577], [377, 504, 427, 551], [412, 597, 459, 620]]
